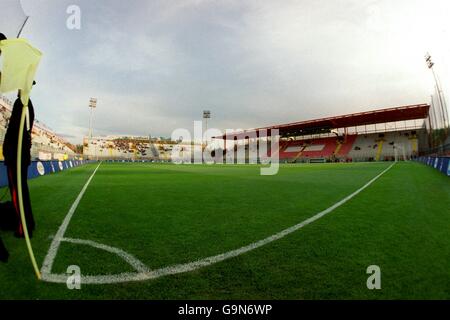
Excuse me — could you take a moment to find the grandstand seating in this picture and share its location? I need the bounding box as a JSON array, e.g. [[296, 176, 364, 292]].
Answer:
[[347, 135, 379, 161], [348, 131, 418, 161], [279, 140, 304, 160], [279, 136, 341, 161], [336, 135, 357, 157], [276, 130, 420, 162], [83, 136, 175, 160], [1, 95, 75, 161], [302, 137, 336, 158]]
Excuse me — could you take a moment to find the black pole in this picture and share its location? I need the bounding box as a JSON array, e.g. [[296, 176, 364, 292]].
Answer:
[[17, 16, 29, 38]]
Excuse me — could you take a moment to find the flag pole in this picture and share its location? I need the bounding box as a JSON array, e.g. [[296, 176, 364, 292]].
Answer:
[[16, 101, 41, 280], [17, 16, 29, 38]]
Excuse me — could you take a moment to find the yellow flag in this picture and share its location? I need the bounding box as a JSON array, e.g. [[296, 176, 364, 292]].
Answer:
[[0, 38, 42, 105]]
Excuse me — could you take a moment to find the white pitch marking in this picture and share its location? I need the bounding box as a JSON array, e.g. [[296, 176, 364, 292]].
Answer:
[[40, 162, 103, 275], [61, 237, 149, 273], [41, 162, 396, 285]]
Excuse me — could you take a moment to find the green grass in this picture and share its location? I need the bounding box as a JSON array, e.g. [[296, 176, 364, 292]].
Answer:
[[0, 161, 449, 299]]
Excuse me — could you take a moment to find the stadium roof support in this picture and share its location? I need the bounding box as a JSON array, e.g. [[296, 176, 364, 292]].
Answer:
[[220, 104, 430, 139]]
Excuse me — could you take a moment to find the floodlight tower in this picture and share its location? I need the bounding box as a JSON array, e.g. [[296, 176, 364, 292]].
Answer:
[[425, 53, 449, 130], [203, 110, 211, 145], [88, 97, 97, 139], [203, 110, 211, 132]]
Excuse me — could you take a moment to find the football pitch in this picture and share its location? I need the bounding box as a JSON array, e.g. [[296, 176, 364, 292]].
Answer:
[[0, 161, 449, 299]]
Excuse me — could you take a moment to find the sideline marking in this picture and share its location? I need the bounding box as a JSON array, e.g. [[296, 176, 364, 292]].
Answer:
[[41, 162, 103, 275], [61, 237, 149, 273], [41, 162, 396, 284]]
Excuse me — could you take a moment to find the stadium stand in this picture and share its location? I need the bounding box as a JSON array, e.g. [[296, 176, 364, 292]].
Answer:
[[0, 95, 76, 161], [62, 103, 437, 163], [83, 136, 175, 161], [336, 134, 357, 157], [220, 104, 432, 163], [279, 137, 338, 161], [276, 130, 419, 162], [347, 130, 419, 161]]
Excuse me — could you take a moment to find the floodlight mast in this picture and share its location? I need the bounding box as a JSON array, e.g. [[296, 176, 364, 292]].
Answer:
[[203, 110, 211, 146], [203, 110, 211, 131], [425, 53, 449, 130], [88, 97, 97, 139], [430, 95, 439, 129]]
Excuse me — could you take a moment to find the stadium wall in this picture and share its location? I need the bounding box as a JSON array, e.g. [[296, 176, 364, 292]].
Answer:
[[417, 156, 450, 176], [0, 160, 88, 188]]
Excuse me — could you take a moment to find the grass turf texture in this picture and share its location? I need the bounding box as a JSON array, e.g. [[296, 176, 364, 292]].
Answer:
[[0, 161, 449, 299]]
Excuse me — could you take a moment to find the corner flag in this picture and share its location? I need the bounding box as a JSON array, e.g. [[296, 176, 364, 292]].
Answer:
[[0, 38, 42, 105], [0, 38, 42, 279]]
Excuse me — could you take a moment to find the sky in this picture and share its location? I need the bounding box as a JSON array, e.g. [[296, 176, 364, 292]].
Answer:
[[5, 0, 450, 143]]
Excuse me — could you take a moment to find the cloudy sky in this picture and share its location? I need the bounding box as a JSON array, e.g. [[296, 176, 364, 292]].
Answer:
[[9, 0, 450, 143]]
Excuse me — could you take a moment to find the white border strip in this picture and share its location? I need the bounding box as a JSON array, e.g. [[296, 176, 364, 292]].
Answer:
[[41, 162, 395, 284]]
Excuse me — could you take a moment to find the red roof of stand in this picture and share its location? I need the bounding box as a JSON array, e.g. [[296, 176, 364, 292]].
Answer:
[[220, 103, 430, 139]]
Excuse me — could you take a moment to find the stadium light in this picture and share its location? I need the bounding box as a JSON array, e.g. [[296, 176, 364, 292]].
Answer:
[[203, 110, 211, 145], [424, 53, 448, 130], [88, 97, 97, 139]]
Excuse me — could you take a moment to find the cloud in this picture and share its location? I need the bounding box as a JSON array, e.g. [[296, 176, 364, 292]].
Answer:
[[81, 30, 181, 76], [14, 0, 450, 144]]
